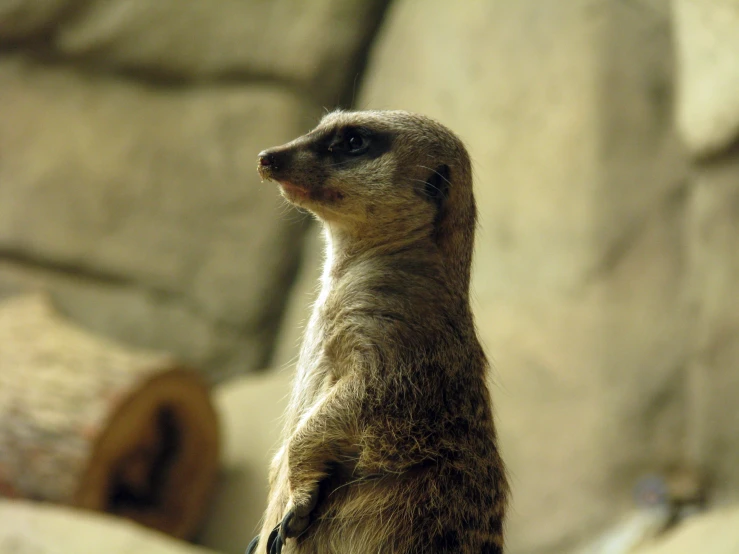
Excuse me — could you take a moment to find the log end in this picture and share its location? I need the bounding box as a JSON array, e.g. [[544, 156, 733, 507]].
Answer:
[[74, 368, 220, 540]]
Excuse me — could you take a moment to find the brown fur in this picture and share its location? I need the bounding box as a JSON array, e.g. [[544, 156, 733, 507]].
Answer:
[[252, 110, 508, 553]]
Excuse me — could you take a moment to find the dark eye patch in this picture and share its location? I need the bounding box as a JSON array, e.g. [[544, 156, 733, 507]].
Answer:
[[315, 125, 393, 163]]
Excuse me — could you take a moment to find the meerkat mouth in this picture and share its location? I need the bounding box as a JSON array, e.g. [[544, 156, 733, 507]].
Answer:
[[277, 181, 311, 201], [256, 163, 306, 198], [256, 162, 275, 183]]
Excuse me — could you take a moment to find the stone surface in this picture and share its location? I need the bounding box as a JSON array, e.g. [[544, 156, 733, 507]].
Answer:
[[0, 56, 312, 382], [673, 0, 739, 157], [199, 368, 293, 554], [0, 0, 72, 40], [633, 505, 739, 554], [683, 154, 739, 499], [352, 1, 690, 552], [0, 499, 221, 554], [575, 507, 672, 554], [673, 0, 739, 512], [0, 0, 389, 104]]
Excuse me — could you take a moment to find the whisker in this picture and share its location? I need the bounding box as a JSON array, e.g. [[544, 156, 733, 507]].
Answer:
[[408, 178, 444, 197], [416, 164, 452, 187]]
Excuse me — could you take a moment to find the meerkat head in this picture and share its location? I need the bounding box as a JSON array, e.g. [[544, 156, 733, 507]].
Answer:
[[257, 110, 476, 289]]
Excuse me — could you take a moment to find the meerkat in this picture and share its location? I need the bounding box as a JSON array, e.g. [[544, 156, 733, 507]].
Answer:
[[247, 110, 508, 554]]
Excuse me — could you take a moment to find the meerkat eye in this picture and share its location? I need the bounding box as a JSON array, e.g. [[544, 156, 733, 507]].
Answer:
[[345, 131, 368, 154]]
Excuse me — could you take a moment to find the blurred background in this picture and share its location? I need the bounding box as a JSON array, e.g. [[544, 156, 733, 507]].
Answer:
[[0, 1, 738, 553]]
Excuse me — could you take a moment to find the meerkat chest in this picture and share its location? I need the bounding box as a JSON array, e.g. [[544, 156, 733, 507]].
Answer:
[[291, 255, 365, 416], [289, 311, 339, 420]]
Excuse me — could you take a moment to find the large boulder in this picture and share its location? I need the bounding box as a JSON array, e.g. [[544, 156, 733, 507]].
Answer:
[[0, 56, 312, 381], [681, 138, 739, 499], [0, 0, 388, 105], [672, 0, 739, 509], [673, 0, 739, 157]]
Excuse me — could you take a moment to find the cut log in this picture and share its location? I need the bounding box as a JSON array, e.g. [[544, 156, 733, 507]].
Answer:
[[0, 293, 220, 540]]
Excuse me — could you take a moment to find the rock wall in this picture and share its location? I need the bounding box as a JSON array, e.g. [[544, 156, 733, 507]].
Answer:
[[0, 0, 389, 382], [673, 0, 739, 502]]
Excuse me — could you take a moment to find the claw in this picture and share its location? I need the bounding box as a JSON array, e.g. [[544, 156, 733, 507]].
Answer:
[[245, 534, 259, 554], [267, 524, 282, 554], [280, 505, 312, 541], [262, 488, 319, 552]]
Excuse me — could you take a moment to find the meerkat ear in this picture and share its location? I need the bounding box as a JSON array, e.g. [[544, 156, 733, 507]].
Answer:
[[424, 164, 450, 207]]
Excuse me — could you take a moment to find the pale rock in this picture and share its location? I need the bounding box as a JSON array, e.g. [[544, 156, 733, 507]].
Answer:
[[0, 0, 72, 39], [0, 57, 312, 382], [633, 505, 739, 554], [0, 0, 389, 104], [683, 155, 739, 497], [0, 499, 221, 554], [576, 507, 671, 554], [673, 0, 739, 157]]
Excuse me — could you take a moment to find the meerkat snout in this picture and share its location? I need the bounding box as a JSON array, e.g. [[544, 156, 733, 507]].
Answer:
[[257, 150, 275, 168]]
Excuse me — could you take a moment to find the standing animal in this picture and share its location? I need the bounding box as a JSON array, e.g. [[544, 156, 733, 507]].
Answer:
[[248, 109, 508, 553]]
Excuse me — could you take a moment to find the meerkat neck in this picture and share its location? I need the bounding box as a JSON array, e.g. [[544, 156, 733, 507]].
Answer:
[[316, 224, 472, 317], [321, 224, 437, 278], [323, 221, 432, 259]]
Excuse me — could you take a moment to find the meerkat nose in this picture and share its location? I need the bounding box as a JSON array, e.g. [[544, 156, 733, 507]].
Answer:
[[257, 151, 275, 167]]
